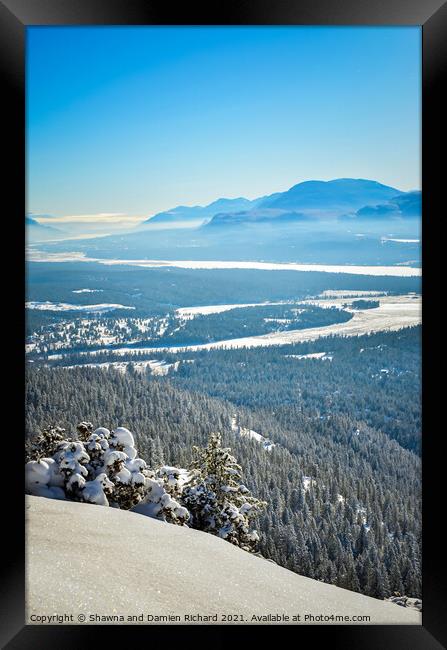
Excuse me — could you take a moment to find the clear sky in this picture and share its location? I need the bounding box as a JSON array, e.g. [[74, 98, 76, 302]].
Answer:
[[27, 26, 421, 225]]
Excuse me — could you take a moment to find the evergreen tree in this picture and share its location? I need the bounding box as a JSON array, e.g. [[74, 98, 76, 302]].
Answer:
[[183, 432, 266, 551]]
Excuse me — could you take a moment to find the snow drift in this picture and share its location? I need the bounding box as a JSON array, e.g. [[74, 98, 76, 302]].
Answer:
[[26, 496, 421, 625]]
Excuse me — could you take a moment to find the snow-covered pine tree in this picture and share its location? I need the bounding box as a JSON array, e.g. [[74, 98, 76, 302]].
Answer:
[[25, 422, 189, 523], [182, 432, 266, 551], [76, 421, 94, 441], [55, 439, 90, 495], [25, 425, 67, 462], [131, 474, 190, 525], [101, 427, 149, 509]]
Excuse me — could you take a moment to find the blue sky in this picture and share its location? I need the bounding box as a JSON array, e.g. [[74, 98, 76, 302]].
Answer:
[[27, 26, 421, 224]]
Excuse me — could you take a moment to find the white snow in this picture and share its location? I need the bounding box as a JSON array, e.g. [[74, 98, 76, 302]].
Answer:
[[381, 238, 420, 244], [321, 290, 386, 298], [264, 318, 293, 324], [25, 458, 66, 499], [286, 352, 332, 361], [93, 427, 111, 438], [72, 289, 104, 293], [27, 249, 422, 277], [132, 478, 188, 522], [110, 427, 135, 449], [176, 302, 290, 318], [356, 506, 369, 527], [302, 476, 317, 492], [26, 460, 52, 490], [26, 495, 421, 625], [25, 317, 162, 354], [48, 294, 420, 358], [63, 359, 180, 375], [26, 301, 135, 312], [231, 417, 275, 451], [157, 466, 191, 488], [84, 259, 424, 276], [81, 474, 114, 506]]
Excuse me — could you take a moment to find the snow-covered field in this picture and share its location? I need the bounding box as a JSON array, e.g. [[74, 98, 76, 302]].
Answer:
[[176, 301, 289, 318], [106, 259, 421, 277], [60, 294, 419, 357], [72, 288, 104, 294], [27, 249, 422, 277], [286, 352, 333, 361], [26, 317, 168, 354], [321, 290, 386, 298], [65, 359, 180, 376], [381, 238, 420, 244], [26, 495, 420, 625], [26, 301, 134, 313], [165, 295, 421, 352]]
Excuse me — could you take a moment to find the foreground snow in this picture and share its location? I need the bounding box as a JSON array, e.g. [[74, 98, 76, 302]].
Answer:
[[26, 496, 420, 625]]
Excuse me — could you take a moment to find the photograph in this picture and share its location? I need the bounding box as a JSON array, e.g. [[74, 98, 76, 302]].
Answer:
[[23, 23, 424, 627]]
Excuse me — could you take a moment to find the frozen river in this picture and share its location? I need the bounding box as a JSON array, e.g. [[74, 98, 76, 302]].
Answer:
[[27, 249, 421, 277]]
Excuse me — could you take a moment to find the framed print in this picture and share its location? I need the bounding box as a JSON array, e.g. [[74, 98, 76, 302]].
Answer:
[[1, 0, 445, 647]]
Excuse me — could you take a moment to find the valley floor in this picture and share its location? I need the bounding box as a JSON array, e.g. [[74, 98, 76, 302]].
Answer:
[[162, 293, 421, 351], [26, 495, 421, 625], [54, 293, 420, 358]]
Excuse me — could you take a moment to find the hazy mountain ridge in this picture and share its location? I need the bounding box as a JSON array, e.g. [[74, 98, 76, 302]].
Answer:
[[26, 216, 65, 241], [258, 178, 403, 212], [354, 191, 422, 220], [26, 216, 60, 230], [28, 177, 421, 267], [145, 178, 410, 227], [206, 209, 313, 227], [145, 196, 262, 224], [205, 181, 419, 228]]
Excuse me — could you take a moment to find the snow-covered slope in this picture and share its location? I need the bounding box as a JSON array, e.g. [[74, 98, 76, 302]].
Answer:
[[26, 496, 421, 625]]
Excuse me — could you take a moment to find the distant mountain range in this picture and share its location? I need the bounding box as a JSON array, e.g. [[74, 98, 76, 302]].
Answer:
[[144, 179, 420, 229], [145, 197, 261, 224], [207, 209, 313, 227], [258, 178, 402, 213], [354, 191, 421, 220]]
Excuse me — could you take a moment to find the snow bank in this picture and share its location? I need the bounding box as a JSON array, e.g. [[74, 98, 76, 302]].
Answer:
[[26, 496, 421, 625]]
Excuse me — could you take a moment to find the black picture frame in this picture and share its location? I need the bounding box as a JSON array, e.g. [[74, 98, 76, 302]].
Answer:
[[2, 1, 445, 647]]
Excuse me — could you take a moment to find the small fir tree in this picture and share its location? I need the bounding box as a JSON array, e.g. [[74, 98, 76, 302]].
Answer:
[[183, 432, 266, 551]]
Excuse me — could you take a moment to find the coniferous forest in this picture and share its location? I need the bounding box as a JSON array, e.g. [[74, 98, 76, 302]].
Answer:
[[26, 326, 421, 600]]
